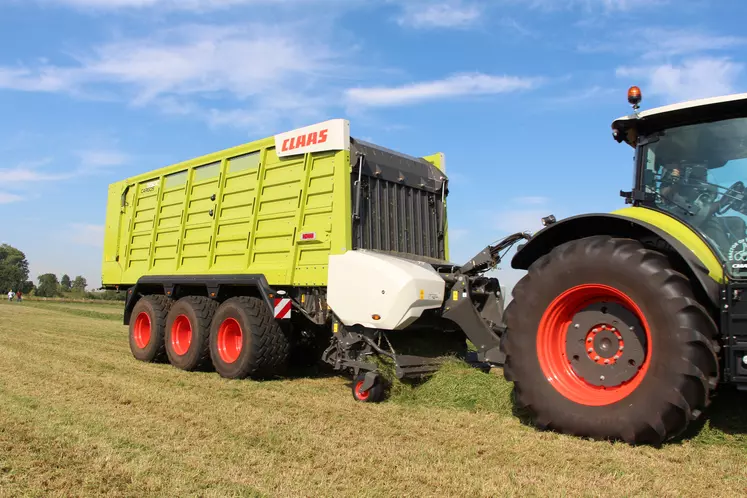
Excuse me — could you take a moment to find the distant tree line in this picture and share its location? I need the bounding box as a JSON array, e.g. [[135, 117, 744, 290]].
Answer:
[[0, 243, 125, 301]]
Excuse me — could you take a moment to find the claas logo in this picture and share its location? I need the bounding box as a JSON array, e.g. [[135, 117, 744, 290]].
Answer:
[[281, 128, 329, 152]]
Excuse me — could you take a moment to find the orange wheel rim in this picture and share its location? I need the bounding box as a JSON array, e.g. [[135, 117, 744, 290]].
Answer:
[[355, 381, 370, 401], [217, 318, 243, 364], [536, 284, 652, 406], [133, 312, 151, 349], [171, 315, 192, 356]]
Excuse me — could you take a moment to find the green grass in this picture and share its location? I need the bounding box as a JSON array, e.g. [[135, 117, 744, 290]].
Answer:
[[0, 300, 746, 497], [6, 300, 123, 322], [25, 295, 125, 306], [370, 354, 516, 414]]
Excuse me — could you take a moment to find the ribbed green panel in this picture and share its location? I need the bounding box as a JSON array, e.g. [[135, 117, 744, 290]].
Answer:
[[101, 138, 349, 288]]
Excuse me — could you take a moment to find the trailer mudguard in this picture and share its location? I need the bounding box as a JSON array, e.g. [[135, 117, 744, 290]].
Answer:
[[123, 274, 276, 325], [511, 210, 722, 308]]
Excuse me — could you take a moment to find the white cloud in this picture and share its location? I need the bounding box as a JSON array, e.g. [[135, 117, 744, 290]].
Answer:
[[0, 192, 23, 204], [636, 28, 746, 61], [1, 168, 65, 183], [76, 149, 129, 168], [616, 57, 743, 104], [0, 66, 73, 93], [0, 23, 351, 132], [0, 160, 69, 185], [84, 25, 339, 104], [395, 1, 482, 29], [41, 0, 228, 7], [68, 223, 105, 248], [32, 0, 342, 11], [345, 72, 542, 107], [540, 85, 618, 109], [579, 27, 747, 61], [206, 90, 332, 134], [518, 0, 668, 11], [497, 17, 537, 37]]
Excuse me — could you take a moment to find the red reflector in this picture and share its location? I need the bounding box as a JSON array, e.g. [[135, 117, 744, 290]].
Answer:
[[301, 232, 316, 240]]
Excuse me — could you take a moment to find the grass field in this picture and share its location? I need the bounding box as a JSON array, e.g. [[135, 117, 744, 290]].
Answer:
[[1, 300, 746, 497]]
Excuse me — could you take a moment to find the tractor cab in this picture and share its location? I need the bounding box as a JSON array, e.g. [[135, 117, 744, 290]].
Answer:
[[612, 88, 747, 277]]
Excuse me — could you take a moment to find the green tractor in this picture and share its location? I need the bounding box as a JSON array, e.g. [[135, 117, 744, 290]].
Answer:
[[503, 86, 747, 444]]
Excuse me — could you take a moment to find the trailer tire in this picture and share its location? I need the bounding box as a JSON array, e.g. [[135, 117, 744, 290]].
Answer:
[[503, 235, 719, 445], [129, 295, 172, 363], [165, 296, 218, 371], [209, 296, 291, 379]]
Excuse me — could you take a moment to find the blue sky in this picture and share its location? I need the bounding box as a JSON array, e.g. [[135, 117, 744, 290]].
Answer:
[[0, 0, 745, 291]]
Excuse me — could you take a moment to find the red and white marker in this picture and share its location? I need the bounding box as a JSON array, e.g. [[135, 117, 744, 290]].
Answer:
[[273, 298, 292, 319]]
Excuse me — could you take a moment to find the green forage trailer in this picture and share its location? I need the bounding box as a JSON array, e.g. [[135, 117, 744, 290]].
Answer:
[[101, 119, 526, 401]]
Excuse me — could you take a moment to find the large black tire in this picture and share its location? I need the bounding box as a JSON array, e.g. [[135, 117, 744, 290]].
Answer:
[[209, 296, 291, 379], [129, 295, 172, 363], [165, 296, 218, 371], [503, 235, 719, 444]]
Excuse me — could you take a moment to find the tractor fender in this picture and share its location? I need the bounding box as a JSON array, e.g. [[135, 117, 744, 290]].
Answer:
[[511, 213, 721, 308]]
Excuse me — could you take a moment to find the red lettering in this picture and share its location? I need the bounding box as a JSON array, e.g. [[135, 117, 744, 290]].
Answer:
[[281, 127, 330, 153]]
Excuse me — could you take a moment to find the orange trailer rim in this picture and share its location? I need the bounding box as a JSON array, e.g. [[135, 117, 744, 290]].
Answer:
[[217, 318, 243, 364], [133, 312, 151, 349], [171, 315, 193, 356]]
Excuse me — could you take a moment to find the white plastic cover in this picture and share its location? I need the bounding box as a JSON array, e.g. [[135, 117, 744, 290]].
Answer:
[[327, 250, 446, 330]]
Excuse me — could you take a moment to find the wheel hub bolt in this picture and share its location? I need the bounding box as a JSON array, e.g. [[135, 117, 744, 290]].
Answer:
[[574, 323, 580, 329], [619, 345, 624, 351], [588, 348, 593, 353], [604, 359, 610, 364], [613, 355, 620, 360], [600, 375, 606, 381], [594, 356, 600, 361]]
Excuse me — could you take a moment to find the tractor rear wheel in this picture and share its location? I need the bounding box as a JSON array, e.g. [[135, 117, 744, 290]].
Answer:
[[165, 296, 218, 371], [503, 235, 719, 444], [209, 296, 291, 379], [129, 295, 172, 363]]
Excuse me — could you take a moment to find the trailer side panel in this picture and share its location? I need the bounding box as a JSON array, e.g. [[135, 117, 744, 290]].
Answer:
[[102, 133, 351, 288]]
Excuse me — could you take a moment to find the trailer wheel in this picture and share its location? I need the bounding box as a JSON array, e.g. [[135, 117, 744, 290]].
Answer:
[[129, 295, 172, 363], [208, 296, 291, 379], [352, 373, 386, 403], [164, 296, 218, 371], [503, 235, 719, 445]]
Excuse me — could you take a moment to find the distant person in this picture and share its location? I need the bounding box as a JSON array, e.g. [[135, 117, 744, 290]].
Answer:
[[7, 290, 14, 302], [16, 290, 22, 302]]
